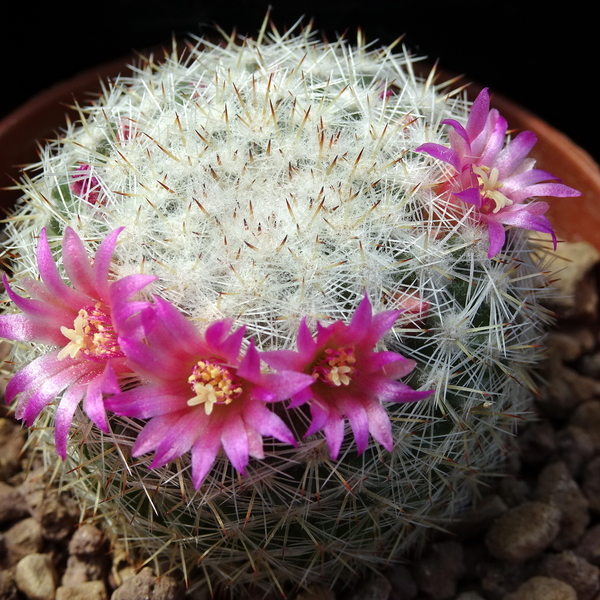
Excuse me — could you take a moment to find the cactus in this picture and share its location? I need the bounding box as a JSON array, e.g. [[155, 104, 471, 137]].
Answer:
[[0, 18, 580, 596]]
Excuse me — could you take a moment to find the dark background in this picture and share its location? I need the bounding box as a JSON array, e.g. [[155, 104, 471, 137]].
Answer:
[[0, 1, 596, 163]]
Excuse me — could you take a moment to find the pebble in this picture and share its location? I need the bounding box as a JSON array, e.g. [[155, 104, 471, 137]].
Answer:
[[3, 517, 43, 565], [538, 551, 600, 600], [110, 567, 184, 600], [518, 420, 556, 464], [498, 476, 532, 508], [0, 419, 25, 482], [555, 425, 595, 478], [55, 580, 108, 600], [569, 401, 600, 449], [412, 540, 466, 600], [386, 565, 417, 600], [534, 460, 590, 550], [62, 554, 105, 587], [14, 553, 57, 600], [449, 495, 508, 541], [0, 569, 18, 600], [345, 574, 391, 600], [37, 496, 78, 542], [574, 524, 600, 565], [0, 482, 29, 524], [476, 559, 535, 600], [583, 455, 600, 513], [68, 524, 104, 556], [502, 576, 577, 600], [485, 501, 561, 562]]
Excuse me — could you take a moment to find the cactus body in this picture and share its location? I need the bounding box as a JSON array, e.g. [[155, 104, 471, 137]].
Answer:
[[1, 22, 557, 595]]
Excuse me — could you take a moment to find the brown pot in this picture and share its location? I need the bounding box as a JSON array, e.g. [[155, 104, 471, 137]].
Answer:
[[2, 58, 599, 250]]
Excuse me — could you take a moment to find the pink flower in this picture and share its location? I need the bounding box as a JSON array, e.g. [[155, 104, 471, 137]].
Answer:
[[104, 298, 314, 488], [71, 164, 103, 205], [416, 88, 581, 258], [0, 227, 155, 457], [261, 295, 433, 460]]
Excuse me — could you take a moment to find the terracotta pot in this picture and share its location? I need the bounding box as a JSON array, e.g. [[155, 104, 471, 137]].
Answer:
[[0, 55, 137, 211], [2, 57, 599, 250]]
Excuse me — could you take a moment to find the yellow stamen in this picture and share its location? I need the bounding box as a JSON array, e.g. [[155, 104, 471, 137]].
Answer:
[[187, 359, 243, 415]]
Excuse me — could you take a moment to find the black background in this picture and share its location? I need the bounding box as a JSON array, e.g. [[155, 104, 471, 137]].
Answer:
[[0, 1, 595, 162]]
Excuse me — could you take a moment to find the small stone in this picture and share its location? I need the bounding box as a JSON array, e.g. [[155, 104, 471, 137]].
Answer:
[[62, 554, 105, 587], [0, 482, 28, 524], [68, 524, 104, 556], [346, 574, 390, 600], [14, 553, 58, 600], [535, 461, 590, 550], [546, 331, 586, 364], [455, 593, 485, 600], [485, 501, 560, 562], [0, 569, 18, 600], [386, 565, 417, 600], [499, 476, 532, 507], [555, 426, 596, 478], [412, 540, 466, 600], [450, 495, 508, 540], [4, 517, 44, 565], [570, 401, 600, 450], [110, 567, 184, 600], [502, 576, 577, 600], [543, 240, 600, 320], [577, 351, 600, 378], [583, 455, 600, 513], [477, 559, 534, 599], [0, 419, 25, 482], [37, 496, 78, 542], [574, 524, 600, 565], [518, 421, 556, 464], [55, 580, 108, 600], [538, 551, 600, 600]]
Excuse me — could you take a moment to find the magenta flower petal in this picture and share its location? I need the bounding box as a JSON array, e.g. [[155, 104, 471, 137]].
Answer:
[[244, 401, 297, 447], [2, 227, 154, 454], [191, 434, 222, 488], [109, 302, 308, 488], [484, 218, 507, 258], [37, 230, 90, 308], [337, 395, 370, 454], [133, 412, 185, 458], [465, 87, 490, 139], [417, 87, 581, 257], [62, 227, 97, 298], [105, 383, 187, 418], [323, 409, 345, 460], [494, 131, 537, 179], [92, 227, 125, 301], [416, 143, 461, 172], [18, 361, 93, 425], [265, 294, 432, 457], [0, 313, 64, 346], [152, 409, 208, 468], [365, 400, 394, 451], [54, 384, 87, 459]]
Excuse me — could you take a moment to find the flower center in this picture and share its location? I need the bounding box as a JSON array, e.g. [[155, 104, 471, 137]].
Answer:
[[187, 359, 243, 415], [58, 303, 124, 362], [473, 165, 513, 214], [312, 346, 357, 387]]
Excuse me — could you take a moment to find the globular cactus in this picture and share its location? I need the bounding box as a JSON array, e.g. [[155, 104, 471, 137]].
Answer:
[[0, 18, 579, 596]]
